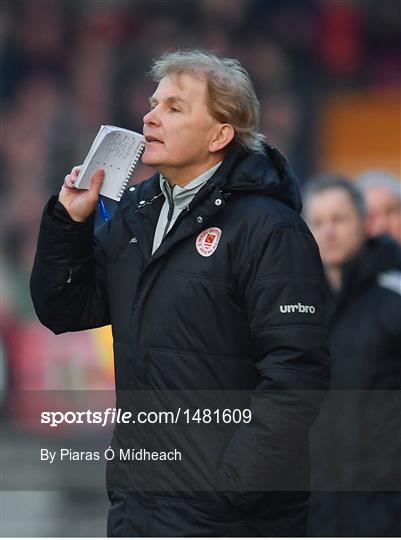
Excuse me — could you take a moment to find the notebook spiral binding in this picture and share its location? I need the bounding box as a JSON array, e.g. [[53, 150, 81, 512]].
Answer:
[[117, 142, 146, 199]]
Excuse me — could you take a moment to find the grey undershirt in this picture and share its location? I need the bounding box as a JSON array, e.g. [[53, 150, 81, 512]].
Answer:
[[152, 161, 222, 255]]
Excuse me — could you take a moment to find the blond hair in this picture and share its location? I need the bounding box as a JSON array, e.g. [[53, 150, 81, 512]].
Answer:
[[149, 49, 266, 154]]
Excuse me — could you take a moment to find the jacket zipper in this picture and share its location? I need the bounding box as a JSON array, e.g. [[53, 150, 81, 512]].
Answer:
[[162, 184, 175, 239]]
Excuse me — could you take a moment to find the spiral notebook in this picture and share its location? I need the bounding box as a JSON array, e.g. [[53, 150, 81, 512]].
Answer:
[[75, 125, 145, 201]]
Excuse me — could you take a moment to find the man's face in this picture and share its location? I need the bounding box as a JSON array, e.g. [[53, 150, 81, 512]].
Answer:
[[364, 186, 401, 244], [306, 188, 366, 268], [142, 73, 222, 184]]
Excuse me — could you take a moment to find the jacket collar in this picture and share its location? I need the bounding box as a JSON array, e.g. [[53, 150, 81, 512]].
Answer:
[[193, 142, 302, 213], [121, 141, 301, 214]]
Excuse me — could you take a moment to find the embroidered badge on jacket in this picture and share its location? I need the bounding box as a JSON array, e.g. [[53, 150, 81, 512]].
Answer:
[[196, 227, 222, 257]]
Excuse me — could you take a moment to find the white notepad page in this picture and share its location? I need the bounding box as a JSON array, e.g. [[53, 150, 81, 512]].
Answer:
[[75, 125, 145, 201]]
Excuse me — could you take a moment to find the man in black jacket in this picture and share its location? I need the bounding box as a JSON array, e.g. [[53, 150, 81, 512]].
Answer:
[[30, 50, 330, 537], [304, 177, 401, 536]]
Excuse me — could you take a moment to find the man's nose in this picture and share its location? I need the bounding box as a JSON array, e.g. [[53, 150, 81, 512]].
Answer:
[[321, 222, 336, 240], [143, 107, 160, 126]]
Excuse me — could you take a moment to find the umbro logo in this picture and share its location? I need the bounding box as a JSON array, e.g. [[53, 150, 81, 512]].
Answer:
[[280, 303, 316, 314], [129, 237, 138, 244]]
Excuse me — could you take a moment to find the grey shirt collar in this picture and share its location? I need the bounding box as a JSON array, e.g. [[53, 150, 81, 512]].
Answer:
[[159, 161, 222, 209]]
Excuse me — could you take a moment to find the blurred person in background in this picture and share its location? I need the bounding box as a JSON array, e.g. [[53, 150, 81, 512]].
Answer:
[[356, 170, 401, 245], [30, 49, 331, 537], [304, 176, 401, 536]]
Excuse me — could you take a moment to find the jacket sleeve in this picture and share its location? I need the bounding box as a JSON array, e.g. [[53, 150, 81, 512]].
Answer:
[[30, 197, 110, 334], [218, 223, 331, 510]]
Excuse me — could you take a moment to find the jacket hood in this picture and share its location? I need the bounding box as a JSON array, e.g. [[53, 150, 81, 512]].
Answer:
[[342, 234, 401, 292], [212, 142, 303, 214]]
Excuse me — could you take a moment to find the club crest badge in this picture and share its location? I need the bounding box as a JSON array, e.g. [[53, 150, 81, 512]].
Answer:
[[196, 227, 222, 257]]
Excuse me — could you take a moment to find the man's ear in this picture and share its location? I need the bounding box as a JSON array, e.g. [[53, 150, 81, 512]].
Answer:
[[209, 124, 235, 153]]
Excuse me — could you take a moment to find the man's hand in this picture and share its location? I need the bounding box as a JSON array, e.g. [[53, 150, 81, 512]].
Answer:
[[59, 166, 105, 222]]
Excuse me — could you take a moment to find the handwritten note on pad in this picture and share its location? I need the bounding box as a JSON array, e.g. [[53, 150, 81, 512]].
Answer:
[[75, 125, 145, 201]]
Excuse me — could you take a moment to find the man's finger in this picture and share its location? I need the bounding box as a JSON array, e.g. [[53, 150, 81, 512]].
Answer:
[[88, 169, 105, 198], [64, 174, 76, 189], [71, 165, 82, 177]]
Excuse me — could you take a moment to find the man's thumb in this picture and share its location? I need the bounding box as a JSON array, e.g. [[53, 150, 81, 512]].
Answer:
[[89, 169, 105, 196]]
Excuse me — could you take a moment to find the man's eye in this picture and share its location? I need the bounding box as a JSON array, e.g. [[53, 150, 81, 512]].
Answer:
[[170, 107, 180, 112]]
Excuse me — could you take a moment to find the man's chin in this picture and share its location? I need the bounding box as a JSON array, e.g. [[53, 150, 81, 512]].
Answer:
[[324, 254, 346, 267], [142, 152, 162, 168]]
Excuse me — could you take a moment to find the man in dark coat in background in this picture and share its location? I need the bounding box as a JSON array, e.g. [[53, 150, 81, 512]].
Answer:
[[30, 50, 330, 537], [304, 176, 401, 537]]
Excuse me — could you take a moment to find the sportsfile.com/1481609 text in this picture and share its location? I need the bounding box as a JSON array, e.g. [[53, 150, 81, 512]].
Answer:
[[40, 408, 252, 427]]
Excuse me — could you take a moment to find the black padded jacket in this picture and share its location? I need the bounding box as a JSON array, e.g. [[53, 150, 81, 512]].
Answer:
[[30, 143, 331, 537]]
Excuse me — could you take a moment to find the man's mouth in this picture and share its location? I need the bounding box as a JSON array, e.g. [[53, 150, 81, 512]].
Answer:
[[145, 135, 163, 144]]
